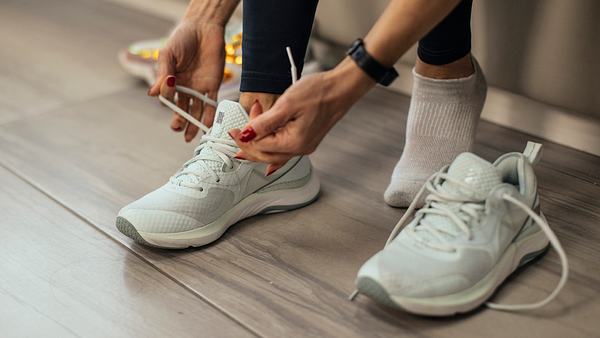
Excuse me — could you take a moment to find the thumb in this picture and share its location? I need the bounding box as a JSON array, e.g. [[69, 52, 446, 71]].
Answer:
[[239, 101, 291, 142], [148, 48, 176, 96]]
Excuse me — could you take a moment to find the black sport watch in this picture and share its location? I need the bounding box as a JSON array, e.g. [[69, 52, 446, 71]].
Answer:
[[347, 38, 398, 86]]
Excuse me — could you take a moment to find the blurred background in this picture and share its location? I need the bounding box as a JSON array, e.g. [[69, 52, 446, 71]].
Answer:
[[110, 0, 600, 155], [2, 0, 598, 155]]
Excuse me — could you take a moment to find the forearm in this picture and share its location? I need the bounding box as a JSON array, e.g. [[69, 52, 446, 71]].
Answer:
[[364, 0, 461, 67], [327, 0, 462, 103], [183, 0, 240, 26]]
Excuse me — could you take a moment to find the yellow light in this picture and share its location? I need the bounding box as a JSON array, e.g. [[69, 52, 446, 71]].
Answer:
[[226, 55, 235, 64], [139, 50, 152, 59], [152, 49, 160, 60], [234, 56, 242, 65], [225, 44, 236, 56]]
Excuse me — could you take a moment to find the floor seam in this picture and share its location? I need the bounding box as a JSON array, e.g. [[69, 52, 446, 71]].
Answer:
[[0, 161, 265, 338]]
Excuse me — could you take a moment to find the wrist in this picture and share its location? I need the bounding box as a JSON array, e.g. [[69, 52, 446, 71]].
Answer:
[[328, 57, 376, 100], [320, 58, 376, 121]]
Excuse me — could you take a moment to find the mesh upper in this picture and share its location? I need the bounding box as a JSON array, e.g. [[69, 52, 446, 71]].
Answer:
[[176, 100, 249, 183]]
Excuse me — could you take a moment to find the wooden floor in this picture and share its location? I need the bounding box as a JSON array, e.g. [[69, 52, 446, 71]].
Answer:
[[1, 0, 599, 337]]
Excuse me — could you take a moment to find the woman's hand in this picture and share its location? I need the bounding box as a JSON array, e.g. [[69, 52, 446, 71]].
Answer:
[[148, 21, 225, 142], [229, 59, 376, 175]]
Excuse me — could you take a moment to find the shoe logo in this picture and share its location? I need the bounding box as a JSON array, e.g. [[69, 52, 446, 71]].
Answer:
[[216, 111, 225, 125]]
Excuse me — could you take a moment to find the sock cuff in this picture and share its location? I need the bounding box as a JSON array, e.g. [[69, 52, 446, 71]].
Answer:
[[411, 57, 485, 98]]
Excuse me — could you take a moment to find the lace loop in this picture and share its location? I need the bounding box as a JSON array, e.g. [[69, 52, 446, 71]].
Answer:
[[170, 134, 239, 187]]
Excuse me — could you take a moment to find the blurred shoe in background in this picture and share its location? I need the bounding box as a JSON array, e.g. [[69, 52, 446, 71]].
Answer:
[[118, 20, 242, 100]]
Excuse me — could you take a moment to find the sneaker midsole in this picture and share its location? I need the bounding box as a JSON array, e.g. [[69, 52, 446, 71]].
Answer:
[[138, 171, 320, 248]]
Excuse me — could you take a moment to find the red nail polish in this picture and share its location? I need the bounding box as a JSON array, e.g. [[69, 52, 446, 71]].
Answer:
[[166, 76, 176, 87], [239, 127, 257, 142]]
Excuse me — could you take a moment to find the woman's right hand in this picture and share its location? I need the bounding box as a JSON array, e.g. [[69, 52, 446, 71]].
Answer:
[[148, 21, 225, 142]]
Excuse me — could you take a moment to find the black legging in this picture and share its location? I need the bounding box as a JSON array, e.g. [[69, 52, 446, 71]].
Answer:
[[241, 0, 473, 94]]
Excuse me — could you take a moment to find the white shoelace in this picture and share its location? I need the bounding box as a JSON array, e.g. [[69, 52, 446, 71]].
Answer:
[[159, 85, 233, 187], [170, 135, 239, 188], [157, 47, 299, 188], [350, 167, 569, 312]]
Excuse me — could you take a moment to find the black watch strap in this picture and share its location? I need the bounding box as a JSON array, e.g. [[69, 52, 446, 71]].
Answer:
[[347, 38, 398, 86]]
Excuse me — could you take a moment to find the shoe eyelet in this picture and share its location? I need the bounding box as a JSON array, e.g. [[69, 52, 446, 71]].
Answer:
[[216, 179, 220, 183], [199, 187, 204, 192]]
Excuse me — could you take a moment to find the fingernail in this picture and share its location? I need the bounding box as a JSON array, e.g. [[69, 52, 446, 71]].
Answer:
[[227, 131, 235, 139], [166, 75, 176, 87], [265, 167, 277, 176], [239, 127, 256, 142], [234, 154, 246, 160]]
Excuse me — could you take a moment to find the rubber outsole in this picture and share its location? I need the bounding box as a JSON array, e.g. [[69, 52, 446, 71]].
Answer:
[[116, 216, 160, 248]]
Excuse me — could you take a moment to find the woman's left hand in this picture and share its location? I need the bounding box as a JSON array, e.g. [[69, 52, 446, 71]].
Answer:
[[229, 59, 375, 175]]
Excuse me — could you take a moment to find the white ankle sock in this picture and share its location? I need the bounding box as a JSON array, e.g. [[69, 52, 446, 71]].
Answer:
[[384, 57, 487, 207]]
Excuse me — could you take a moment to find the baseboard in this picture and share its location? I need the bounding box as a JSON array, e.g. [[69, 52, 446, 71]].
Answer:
[[389, 64, 600, 156]]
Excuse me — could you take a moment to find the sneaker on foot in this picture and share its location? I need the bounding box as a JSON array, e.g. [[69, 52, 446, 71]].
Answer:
[[116, 99, 320, 249], [353, 142, 568, 316]]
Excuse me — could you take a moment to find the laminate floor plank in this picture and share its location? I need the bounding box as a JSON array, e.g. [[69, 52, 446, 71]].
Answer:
[[0, 166, 255, 338], [0, 86, 597, 337], [0, 0, 172, 125]]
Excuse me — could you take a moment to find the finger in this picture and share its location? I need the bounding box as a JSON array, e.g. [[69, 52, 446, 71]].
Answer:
[[230, 128, 291, 164], [248, 100, 263, 119], [201, 90, 218, 128], [235, 147, 291, 164], [228, 128, 241, 140], [149, 48, 175, 96], [266, 162, 287, 176], [251, 132, 295, 154], [184, 95, 203, 142], [158, 76, 187, 132], [173, 93, 190, 135], [160, 75, 176, 99], [238, 99, 293, 143], [233, 135, 292, 164], [171, 111, 187, 132]]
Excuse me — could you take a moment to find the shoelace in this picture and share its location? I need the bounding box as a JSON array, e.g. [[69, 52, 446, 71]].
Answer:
[[158, 47, 298, 187], [170, 135, 239, 188], [350, 167, 569, 312], [159, 86, 231, 187]]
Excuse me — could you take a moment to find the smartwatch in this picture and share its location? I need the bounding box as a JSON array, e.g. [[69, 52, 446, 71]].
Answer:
[[347, 38, 398, 86]]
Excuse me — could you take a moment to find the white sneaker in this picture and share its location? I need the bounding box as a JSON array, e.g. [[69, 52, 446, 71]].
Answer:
[[352, 142, 568, 316], [116, 100, 320, 249]]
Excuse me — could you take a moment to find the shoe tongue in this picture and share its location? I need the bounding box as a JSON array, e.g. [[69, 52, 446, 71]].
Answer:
[[209, 100, 249, 140], [442, 152, 502, 198], [413, 153, 502, 246], [174, 100, 248, 185]]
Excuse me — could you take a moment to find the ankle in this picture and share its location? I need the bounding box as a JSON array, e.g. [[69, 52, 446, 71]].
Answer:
[[415, 54, 474, 79], [239, 92, 280, 112]]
